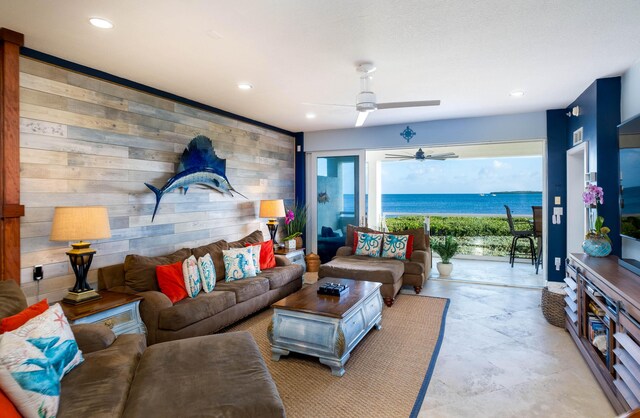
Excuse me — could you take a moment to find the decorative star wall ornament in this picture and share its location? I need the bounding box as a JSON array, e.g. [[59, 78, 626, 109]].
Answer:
[[400, 126, 416, 143]]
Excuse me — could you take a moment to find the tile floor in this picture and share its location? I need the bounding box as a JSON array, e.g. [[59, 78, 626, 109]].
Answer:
[[412, 280, 616, 418], [432, 256, 546, 288]]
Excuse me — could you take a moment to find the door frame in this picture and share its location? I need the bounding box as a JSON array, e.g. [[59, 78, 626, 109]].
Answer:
[[566, 142, 589, 255], [305, 150, 366, 255]]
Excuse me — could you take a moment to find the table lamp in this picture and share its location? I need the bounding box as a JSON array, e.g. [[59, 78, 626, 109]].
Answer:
[[259, 199, 285, 245], [50, 206, 111, 304]]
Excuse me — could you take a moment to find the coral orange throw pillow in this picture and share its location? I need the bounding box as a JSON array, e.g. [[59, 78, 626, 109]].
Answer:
[[0, 298, 49, 334], [0, 389, 21, 418], [246, 240, 276, 270], [156, 261, 188, 303]]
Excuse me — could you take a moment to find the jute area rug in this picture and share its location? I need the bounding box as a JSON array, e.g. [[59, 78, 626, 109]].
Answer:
[[227, 294, 449, 418]]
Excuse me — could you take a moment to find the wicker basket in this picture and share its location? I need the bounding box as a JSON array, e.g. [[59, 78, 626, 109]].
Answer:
[[541, 286, 565, 328]]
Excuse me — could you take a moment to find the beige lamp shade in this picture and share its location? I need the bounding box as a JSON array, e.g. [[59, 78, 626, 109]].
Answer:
[[259, 199, 285, 218], [50, 206, 112, 242]]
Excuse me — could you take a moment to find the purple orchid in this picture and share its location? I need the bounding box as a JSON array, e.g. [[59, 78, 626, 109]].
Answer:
[[284, 209, 294, 225], [582, 184, 604, 206]]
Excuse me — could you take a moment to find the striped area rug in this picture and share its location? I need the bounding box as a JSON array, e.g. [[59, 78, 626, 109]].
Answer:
[[227, 294, 449, 418]]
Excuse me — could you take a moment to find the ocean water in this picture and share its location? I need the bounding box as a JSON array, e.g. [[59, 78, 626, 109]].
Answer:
[[344, 193, 543, 216]]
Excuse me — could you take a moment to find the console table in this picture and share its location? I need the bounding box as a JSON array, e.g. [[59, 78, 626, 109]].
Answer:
[[566, 254, 640, 414]]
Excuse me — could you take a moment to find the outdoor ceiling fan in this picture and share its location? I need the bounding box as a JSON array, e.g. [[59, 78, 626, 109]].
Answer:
[[304, 63, 440, 127], [385, 148, 459, 161]]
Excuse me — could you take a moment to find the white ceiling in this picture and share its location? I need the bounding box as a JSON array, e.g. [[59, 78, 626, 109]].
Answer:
[[2, 1, 640, 133]]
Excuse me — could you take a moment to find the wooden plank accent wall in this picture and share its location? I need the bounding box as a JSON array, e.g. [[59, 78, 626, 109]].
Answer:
[[19, 57, 295, 304], [0, 29, 25, 284]]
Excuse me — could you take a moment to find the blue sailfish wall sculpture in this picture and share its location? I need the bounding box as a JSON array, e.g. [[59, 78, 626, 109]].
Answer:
[[145, 135, 246, 221]]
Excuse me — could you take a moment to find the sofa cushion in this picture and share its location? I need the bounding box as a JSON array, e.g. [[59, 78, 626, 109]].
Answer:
[[0, 280, 27, 320], [259, 266, 303, 290], [192, 240, 229, 282], [124, 248, 192, 292], [318, 256, 404, 284], [122, 332, 285, 418], [391, 227, 428, 251], [214, 277, 270, 303], [58, 334, 145, 418], [158, 290, 236, 331], [228, 230, 265, 248]]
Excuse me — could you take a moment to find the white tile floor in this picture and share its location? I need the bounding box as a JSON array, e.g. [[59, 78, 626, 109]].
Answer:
[[432, 256, 546, 288], [412, 280, 616, 418]]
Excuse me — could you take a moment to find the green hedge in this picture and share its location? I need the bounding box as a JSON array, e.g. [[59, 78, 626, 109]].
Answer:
[[386, 215, 536, 257]]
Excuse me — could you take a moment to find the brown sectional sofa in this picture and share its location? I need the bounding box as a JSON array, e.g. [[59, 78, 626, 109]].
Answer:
[[98, 230, 304, 345], [0, 280, 286, 418], [319, 225, 431, 306]]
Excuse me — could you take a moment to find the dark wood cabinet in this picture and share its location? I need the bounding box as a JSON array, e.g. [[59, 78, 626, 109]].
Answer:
[[567, 254, 640, 414]]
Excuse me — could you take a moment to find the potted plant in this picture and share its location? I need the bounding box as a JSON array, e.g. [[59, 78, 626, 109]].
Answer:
[[582, 184, 612, 257], [431, 235, 459, 277], [282, 201, 307, 249]]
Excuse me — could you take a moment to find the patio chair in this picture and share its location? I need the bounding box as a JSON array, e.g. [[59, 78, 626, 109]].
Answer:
[[504, 205, 536, 267], [532, 205, 543, 274]]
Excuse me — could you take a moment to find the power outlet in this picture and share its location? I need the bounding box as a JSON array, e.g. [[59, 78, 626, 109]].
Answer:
[[33, 265, 43, 281]]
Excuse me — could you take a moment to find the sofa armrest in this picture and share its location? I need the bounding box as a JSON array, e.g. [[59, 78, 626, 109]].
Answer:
[[137, 290, 173, 345], [336, 246, 353, 257], [275, 255, 292, 266], [71, 324, 116, 354], [411, 249, 432, 277]]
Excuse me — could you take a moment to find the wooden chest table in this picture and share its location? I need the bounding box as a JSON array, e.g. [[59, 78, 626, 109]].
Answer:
[[269, 278, 383, 376]]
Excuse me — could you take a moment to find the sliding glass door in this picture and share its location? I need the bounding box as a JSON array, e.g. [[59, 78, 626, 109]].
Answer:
[[308, 151, 366, 263]]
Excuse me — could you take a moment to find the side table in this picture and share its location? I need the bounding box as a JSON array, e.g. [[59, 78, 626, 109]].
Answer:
[[274, 247, 306, 271], [61, 290, 146, 336]]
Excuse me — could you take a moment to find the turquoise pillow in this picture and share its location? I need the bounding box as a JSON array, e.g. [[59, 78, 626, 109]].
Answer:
[[223, 247, 257, 281], [354, 232, 383, 257]]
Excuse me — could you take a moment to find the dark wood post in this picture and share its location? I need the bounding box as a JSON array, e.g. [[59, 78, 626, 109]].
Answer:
[[0, 28, 25, 284]]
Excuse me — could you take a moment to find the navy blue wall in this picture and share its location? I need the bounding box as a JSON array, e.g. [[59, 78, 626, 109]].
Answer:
[[566, 77, 621, 256], [547, 109, 568, 281]]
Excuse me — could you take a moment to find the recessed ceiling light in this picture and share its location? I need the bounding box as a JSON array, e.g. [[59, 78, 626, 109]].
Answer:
[[510, 90, 525, 97], [237, 83, 253, 90], [305, 113, 316, 119], [89, 18, 114, 29]]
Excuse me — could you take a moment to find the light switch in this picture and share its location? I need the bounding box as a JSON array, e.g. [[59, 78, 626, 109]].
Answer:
[[554, 196, 561, 205]]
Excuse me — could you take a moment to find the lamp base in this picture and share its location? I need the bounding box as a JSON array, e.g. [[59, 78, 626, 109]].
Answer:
[[62, 289, 102, 305]]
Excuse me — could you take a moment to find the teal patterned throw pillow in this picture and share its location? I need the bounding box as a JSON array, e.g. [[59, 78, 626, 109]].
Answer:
[[251, 244, 262, 274], [197, 253, 216, 293], [381, 234, 409, 260], [223, 247, 257, 281], [354, 232, 383, 257], [182, 255, 202, 298]]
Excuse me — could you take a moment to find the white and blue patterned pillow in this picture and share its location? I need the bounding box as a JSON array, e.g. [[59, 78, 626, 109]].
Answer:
[[354, 232, 383, 257], [381, 234, 409, 260], [251, 244, 262, 274], [223, 247, 257, 282], [0, 303, 83, 417], [197, 253, 216, 293], [182, 255, 202, 298]]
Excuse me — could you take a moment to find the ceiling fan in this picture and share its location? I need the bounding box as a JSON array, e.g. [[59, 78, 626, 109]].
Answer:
[[304, 63, 440, 127], [385, 148, 459, 161]]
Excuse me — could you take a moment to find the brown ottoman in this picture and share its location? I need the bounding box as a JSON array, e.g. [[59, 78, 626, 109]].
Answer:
[[318, 256, 404, 306], [122, 332, 285, 418]]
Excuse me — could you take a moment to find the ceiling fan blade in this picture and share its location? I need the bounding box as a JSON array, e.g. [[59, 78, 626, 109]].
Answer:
[[426, 155, 459, 159], [301, 102, 355, 108], [386, 157, 413, 160], [377, 100, 441, 109], [385, 154, 414, 158], [355, 111, 369, 127], [427, 152, 457, 157]]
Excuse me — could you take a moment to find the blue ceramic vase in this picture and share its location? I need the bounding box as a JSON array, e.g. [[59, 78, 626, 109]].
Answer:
[[582, 237, 612, 257]]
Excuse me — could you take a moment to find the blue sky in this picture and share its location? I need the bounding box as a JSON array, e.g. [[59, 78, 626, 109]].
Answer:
[[381, 156, 543, 194]]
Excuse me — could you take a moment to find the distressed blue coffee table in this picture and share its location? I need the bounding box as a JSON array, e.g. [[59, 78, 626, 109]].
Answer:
[[268, 278, 383, 376]]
